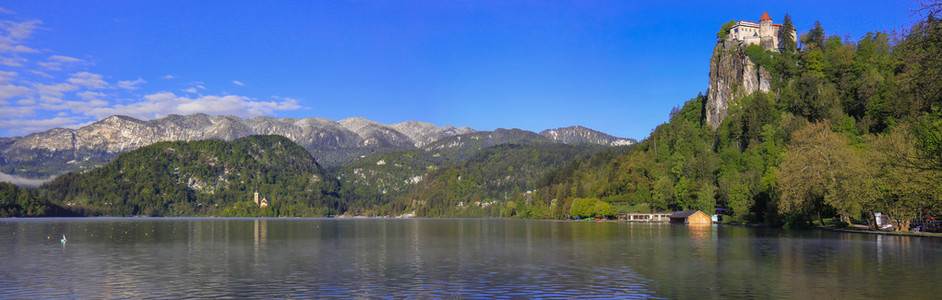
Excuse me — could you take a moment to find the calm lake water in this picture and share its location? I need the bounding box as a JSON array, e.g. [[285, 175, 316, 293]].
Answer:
[[1, 218, 940, 298]]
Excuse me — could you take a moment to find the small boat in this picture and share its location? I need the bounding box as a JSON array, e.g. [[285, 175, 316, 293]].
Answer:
[[60, 234, 67, 243]]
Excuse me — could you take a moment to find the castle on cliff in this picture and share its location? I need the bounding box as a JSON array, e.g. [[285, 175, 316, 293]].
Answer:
[[728, 12, 796, 51]]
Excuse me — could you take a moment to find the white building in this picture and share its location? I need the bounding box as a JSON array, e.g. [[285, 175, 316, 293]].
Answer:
[[729, 12, 796, 51]]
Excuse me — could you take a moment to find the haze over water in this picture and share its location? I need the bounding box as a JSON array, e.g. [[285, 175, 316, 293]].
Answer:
[[1, 218, 939, 298]]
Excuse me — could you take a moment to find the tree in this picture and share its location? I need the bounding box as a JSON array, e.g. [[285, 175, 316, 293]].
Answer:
[[872, 123, 942, 231], [800, 21, 825, 50], [912, 112, 942, 170], [778, 122, 875, 225], [717, 19, 736, 42], [897, 7, 942, 113], [780, 13, 797, 52], [570, 197, 615, 219]]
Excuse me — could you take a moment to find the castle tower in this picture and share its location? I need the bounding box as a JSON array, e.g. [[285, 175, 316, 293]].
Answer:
[[254, 190, 259, 206], [759, 12, 774, 50]]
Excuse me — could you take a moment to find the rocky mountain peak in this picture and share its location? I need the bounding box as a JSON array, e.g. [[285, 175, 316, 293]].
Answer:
[[339, 117, 414, 148], [1, 113, 632, 181], [391, 121, 477, 148], [539, 126, 635, 146]]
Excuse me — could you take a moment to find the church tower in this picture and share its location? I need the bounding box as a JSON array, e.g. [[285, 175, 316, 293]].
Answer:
[[759, 12, 774, 49], [254, 190, 259, 206]]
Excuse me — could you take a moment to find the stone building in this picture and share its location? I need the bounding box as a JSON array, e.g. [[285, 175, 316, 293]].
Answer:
[[728, 12, 796, 51]]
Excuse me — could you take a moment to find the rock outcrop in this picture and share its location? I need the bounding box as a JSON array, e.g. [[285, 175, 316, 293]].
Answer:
[[706, 39, 773, 129], [539, 126, 635, 146], [390, 121, 475, 148]]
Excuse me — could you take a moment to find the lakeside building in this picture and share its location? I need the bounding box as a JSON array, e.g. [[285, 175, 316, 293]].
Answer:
[[619, 213, 672, 222], [669, 211, 712, 225]]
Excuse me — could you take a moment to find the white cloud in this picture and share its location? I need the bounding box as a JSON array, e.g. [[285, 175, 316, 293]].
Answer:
[[0, 56, 26, 67], [0, 20, 41, 67], [0, 7, 14, 15], [36, 97, 110, 114], [0, 116, 81, 135], [0, 83, 30, 101], [117, 78, 145, 90], [0, 70, 16, 83], [0, 105, 33, 118], [0, 19, 41, 54], [49, 55, 82, 63], [0, 14, 311, 138], [34, 82, 78, 103], [29, 70, 52, 78], [67, 71, 109, 89], [77, 90, 106, 101], [38, 55, 85, 71], [83, 92, 301, 120]]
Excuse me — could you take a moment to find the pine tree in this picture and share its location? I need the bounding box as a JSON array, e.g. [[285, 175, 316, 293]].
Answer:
[[780, 13, 797, 52], [800, 21, 825, 50]]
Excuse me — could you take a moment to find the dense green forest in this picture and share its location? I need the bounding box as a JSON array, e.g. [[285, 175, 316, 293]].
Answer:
[[1, 133, 603, 218], [333, 128, 565, 215], [518, 6, 942, 230], [388, 143, 614, 218], [33, 135, 342, 217]]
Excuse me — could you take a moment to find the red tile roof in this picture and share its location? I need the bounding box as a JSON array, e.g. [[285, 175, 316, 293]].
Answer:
[[761, 11, 772, 21]]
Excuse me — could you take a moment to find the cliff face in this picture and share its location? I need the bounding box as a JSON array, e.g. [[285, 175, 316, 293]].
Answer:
[[706, 39, 772, 129]]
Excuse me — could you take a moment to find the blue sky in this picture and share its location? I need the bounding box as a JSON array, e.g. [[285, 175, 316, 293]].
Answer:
[[0, 1, 919, 140]]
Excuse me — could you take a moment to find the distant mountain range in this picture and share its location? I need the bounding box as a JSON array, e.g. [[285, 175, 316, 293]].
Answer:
[[0, 113, 635, 180]]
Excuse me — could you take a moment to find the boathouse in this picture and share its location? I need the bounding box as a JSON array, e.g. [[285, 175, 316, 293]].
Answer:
[[669, 210, 712, 225]]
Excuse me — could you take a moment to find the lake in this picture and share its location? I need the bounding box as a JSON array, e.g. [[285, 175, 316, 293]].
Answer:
[[1, 218, 940, 298]]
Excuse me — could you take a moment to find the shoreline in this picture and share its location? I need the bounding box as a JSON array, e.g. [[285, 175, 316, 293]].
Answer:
[[816, 225, 942, 238], [6, 216, 942, 238]]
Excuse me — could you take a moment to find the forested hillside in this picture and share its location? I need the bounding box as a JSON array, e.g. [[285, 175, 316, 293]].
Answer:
[[334, 128, 604, 215], [525, 6, 942, 230], [390, 143, 614, 218], [38, 135, 343, 217]]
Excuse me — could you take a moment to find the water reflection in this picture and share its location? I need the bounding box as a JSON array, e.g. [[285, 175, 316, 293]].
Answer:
[[1, 219, 941, 298], [687, 224, 713, 259], [253, 219, 267, 265]]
